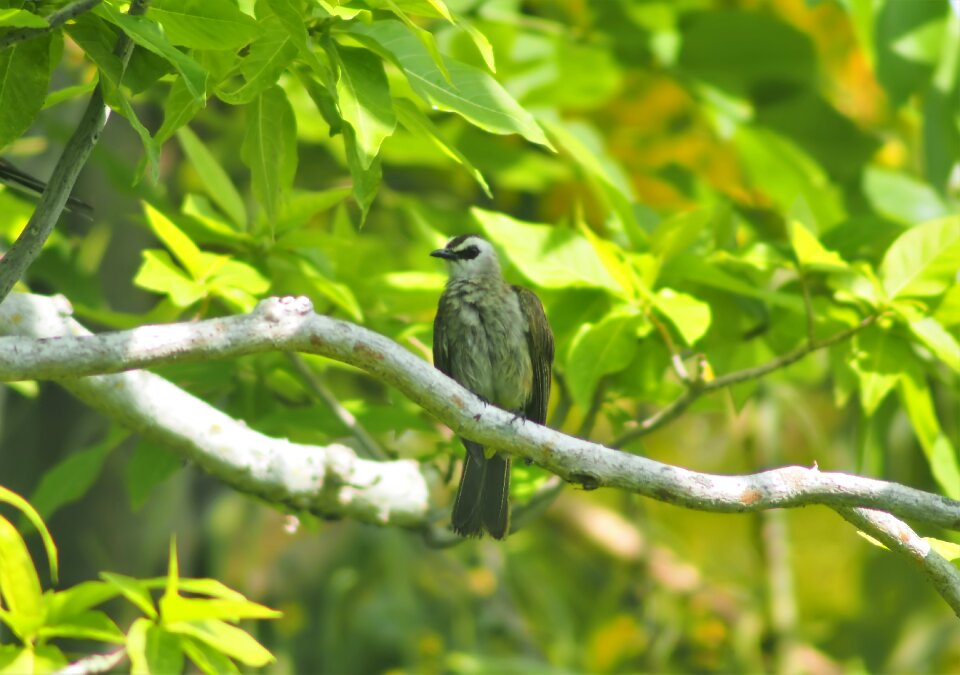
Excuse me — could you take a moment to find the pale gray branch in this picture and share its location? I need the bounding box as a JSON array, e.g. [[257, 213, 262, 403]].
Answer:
[[0, 294, 430, 528], [2, 293, 959, 533], [838, 507, 960, 617]]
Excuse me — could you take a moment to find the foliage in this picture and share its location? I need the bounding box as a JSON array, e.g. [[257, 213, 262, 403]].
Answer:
[[0, 486, 278, 673], [0, 0, 959, 672]]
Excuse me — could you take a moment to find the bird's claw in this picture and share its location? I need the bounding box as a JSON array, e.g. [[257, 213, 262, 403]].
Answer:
[[509, 410, 527, 425]]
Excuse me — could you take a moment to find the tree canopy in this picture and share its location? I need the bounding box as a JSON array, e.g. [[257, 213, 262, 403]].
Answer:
[[0, 0, 959, 672]]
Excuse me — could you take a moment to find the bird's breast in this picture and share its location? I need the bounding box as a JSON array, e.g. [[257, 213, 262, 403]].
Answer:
[[441, 280, 533, 410]]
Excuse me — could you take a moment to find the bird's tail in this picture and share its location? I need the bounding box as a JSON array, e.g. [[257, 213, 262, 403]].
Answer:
[[451, 441, 511, 539]]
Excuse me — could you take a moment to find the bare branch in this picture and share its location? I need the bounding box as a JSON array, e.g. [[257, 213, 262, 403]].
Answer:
[[0, 0, 148, 304], [0, 0, 103, 50], [614, 315, 877, 445], [1, 294, 957, 532], [0, 294, 430, 528], [837, 507, 960, 617]]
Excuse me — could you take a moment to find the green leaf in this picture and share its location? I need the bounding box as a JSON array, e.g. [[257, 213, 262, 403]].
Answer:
[[898, 364, 960, 498], [109, 86, 161, 184], [539, 117, 639, 239], [38, 609, 125, 643], [126, 617, 149, 675], [880, 216, 960, 299], [566, 308, 645, 410], [143, 203, 206, 279], [0, 9, 48, 28], [206, 256, 271, 312], [0, 486, 57, 584], [181, 635, 241, 675], [28, 429, 128, 522], [0, 35, 52, 150], [0, 644, 66, 673], [848, 326, 912, 415], [160, 596, 282, 623], [139, 250, 204, 305], [927, 537, 960, 562], [734, 125, 844, 227], [286, 256, 363, 321], [101, 573, 157, 619], [651, 207, 713, 262], [43, 79, 99, 110], [472, 208, 622, 293], [788, 220, 849, 272], [902, 313, 960, 373], [332, 45, 397, 169], [216, 13, 298, 105], [148, 0, 260, 49], [177, 127, 247, 229], [0, 516, 44, 640], [343, 125, 382, 223], [126, 441, 183, 511], [140, 577, 246, 601], [653, 288, 712, 346], [393, 97, 491, 197], [44, 581, 121, 623], [863, 167, 949, 224], [157, 76, 204, 145], [164, 537, 180, 603], [165, 619, 276, 667], [241, 85, 298, 225], [352, 20, 553, 149], [95, 3, 207, 100]]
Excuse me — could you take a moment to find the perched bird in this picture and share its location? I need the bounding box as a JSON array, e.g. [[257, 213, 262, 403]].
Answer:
[[431, 234, 554, 539]]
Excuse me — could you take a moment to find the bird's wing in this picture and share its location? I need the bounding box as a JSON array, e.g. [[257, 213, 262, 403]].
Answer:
[[514, 286, 554, 425], [432, 294, 451, 376]]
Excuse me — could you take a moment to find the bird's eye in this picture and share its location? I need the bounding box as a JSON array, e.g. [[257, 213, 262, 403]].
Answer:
[[457, 245, 481, 260]]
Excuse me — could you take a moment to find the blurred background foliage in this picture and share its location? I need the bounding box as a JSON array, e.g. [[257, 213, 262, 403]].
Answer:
[[1, 0, 959, 672]]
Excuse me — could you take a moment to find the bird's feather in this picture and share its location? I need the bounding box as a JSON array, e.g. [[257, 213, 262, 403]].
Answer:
[[514, 286, 554, 426]]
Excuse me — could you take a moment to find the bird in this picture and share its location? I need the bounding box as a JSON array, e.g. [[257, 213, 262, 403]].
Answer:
[[431, 234, 554, 539]]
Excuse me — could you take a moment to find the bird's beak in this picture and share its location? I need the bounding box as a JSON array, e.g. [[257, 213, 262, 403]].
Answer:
[[430, 248, 457, 260]]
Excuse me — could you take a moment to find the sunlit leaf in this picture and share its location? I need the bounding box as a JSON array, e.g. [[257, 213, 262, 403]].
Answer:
[[0, 485, 57, 584], [332, 45, 397, 169], [880, 216, 960, 299], [352, 20, 553, 149], [148, 0, 260, 50], [653, 288, 712, 346]]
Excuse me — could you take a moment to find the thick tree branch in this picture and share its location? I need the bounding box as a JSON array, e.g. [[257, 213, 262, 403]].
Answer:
[[615, 315, 878, 445], [0, 0, 103, 50], [0, 294, 430, 528], [0, 0, 147, 305], [1, 293, 958, 532]]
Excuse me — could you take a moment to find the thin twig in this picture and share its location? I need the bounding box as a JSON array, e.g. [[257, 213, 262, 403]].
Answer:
[[0, 0, 148, 305], [0, 0, 104, 50], [613, 315, 878, 446], [285, 352, 388, 460]]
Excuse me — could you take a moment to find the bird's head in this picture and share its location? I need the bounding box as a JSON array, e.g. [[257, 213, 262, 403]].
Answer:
[[430, 234, 502, 280]]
